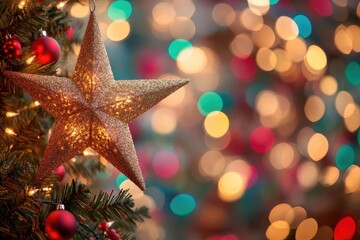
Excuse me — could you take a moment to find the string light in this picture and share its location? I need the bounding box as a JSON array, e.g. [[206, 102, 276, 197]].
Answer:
[[42, 187, 52, 192], [5, 128, 16, 136], [27, 189, 39, 196], [26, 55, 35, 64], [6, 112, 18, 117], [56, 1, 67, 9], [18, 0, 25, 9]]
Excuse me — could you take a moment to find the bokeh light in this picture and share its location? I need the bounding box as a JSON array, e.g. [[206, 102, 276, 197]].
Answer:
[[151, 108, 177, 134], [197, 92, 223, 116], [269, 142, 298, 170], [275, 16, 299, 40], [204, 111, 229, 138], [305, 45, 327, 71], [250, 127, 274, 154], [297, 161, 319, 189], [177, 47, 207, 74], [168, 39, 192, 60], [320, 166, 340, 187], [345, 61, 360, 86], [218, 171, 246, 202], [293, 14, 312, 38], [334, 216, 356, 240], [107, 20, 130, 41], [296, 218, 318, 240], [307, 133, 328, 161], [152, 150, 179, 179], [70, 2, 89, 18], [170, 193, 196, 216], [198, 150, 226, 178], [335, 144, 356, 170], [320, 75, 338, 96], [108, 0, 132, 21], [304, 96, 325, 122], [266, 221, 290, 240]]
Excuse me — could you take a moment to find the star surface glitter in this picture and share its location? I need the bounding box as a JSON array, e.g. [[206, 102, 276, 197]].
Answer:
[[4, 12, 188, 190]]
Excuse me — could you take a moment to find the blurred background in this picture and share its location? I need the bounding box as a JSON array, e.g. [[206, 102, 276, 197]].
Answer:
[[61, 0, 360, 239]]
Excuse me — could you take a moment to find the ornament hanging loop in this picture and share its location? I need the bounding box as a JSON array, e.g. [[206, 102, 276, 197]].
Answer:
[[89, 0, 96, 12]]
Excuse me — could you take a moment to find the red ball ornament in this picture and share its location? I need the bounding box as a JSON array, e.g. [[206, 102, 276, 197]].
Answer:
[[54, 165, 65, 182], [2, 38, 22, 59], [31, 34, 61, 65], [45, 205, 77, 240], [97, 221, 109, 231]]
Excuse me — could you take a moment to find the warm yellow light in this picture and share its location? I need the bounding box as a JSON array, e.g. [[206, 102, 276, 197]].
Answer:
[[204, 111, 229, 138], [252, 25, 276, 48], [107, 20, 130, 42], [177, 47, 207, 74], [230, 34, 254, 58], [285, 38, 307, 63], [349, 25, 360, 52], [269, 143, 297, 170], [83, 147, 96, 156], [275, 16, 299, 40], [151, 108, 177, 134], [266, 221, 290, 240], [335, 91, 354, 117], [274, 48, 292, 73], [319, 75, 338, 96], [304, 95, 325, 122], [269, 203, 293, 223], [305, 45, 327, 71], [170, 17, 196, 40], [320, 166, 340, 187], [34, 101, 40, 106], [5, 128, 16, 136], [18, 0, 25, 9], [247, 0, 270, 15], [42, 187, 52, 192], [296, 218, 318, 240], [256, 91, 279, 116], [70, 3, 89, 18], [218, 172, 245, 202], [6, 112, 18, 117], [152, 2, 176, 25], [57, 1, 67, 9], [297, 161, 318, 189], [240, 8, 264, 31], [344, 104, 360, 132], [344, 165, 360, 193], [212, 3, 236, 27], [198, 150, 226, 178], [26, 55, 35, 64], [256, 48, 276, 71], [307, 133, 328, 161], [334, 25, 353, 54]]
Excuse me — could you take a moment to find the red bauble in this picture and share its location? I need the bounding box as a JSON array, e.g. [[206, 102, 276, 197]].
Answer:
[[54, 165, 65, 181], [31, 36, 61, 65], [45, 209, 77, 240], [107, 229, 121, 240], [2, 39, 22, 59], [97, 221, 109, 231]]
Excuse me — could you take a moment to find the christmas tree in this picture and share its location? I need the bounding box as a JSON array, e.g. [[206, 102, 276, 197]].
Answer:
[[0, 0, 186, 239]]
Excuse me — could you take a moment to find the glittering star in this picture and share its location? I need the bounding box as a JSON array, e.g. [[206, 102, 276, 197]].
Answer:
[[4, 12, 188, 190]]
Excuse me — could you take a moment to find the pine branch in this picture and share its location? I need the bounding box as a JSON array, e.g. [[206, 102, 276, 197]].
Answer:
[[64, 155, 107, 180], [46, 180, 149, 239]]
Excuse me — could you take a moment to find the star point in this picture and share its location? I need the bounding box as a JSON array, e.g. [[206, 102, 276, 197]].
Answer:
[[4, 12, 188, 190]]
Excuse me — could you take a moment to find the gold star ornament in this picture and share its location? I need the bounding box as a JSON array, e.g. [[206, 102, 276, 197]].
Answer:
[[4, 12, 188, 190]]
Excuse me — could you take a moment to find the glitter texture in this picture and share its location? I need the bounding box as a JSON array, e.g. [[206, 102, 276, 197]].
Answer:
[[4, 12, 188, 190]]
